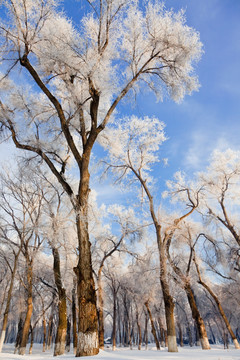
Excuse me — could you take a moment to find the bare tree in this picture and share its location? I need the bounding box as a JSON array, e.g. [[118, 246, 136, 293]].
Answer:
[[0, 169, 45, 354]]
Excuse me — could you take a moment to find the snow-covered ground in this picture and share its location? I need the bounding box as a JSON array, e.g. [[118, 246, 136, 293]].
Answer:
[[1, 344, 240, 360]]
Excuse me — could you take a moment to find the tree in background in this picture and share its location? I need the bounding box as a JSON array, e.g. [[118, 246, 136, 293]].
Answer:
[[101, 116, 203, 351], [0, 167, 45, 355]]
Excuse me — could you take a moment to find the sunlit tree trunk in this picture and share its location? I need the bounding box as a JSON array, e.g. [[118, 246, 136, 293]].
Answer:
[[195, 257, 240, 349], [158, 243, 178, 352], [144, 301, 160, 350], [19, 257, 33, 355], [184, 282, 210, 350], [74, 173, 99, 357]]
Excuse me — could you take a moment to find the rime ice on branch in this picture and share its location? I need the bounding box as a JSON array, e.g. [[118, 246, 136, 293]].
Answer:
[[0, 0, 202, 356]]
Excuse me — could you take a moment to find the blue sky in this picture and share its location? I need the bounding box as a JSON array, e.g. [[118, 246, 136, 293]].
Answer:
[[1, 0, 240, 205], [90, 0, 240, 204], [136, 0, 240, 173], [63, 0, 240, 176]]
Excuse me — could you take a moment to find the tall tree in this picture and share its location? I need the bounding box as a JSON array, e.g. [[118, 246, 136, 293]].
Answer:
[[0, 0, 202, 355], [166, 223, 211, 350], [101, 116, 202, 351]]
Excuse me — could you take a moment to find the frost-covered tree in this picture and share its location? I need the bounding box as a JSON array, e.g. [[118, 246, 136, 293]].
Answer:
[[167, 221, 211, 350], [0, 167, 45, 355], [90, 201, 141, 350], [198, 150, 240, 271], [29, 167, 77, 356], [101, 116, 202, 352], [0, 0, 202, 355]]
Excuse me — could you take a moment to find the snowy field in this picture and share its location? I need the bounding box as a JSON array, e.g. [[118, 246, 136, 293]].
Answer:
[[1, 344, 240, 360]]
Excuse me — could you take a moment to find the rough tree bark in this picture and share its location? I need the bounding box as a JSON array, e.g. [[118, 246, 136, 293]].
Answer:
[[158, 241, 178, 352], [18, 255, 33, 355], [74, 202, 99, 357], [184, 282, 211, 350]]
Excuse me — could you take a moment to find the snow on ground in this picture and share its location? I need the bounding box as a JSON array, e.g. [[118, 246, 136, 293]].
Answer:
[[0, 344, 240, 360]]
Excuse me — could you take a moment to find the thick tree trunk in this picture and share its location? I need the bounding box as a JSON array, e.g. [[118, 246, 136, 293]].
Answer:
[[18, 297, 33, 355], [144, 301, 160, 350], [184, 282, 210, 350], [159, 246, 178, 352], [52, 247, 67, 356], [74, 210, 99, 356], [19, 259, 33, 355]]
